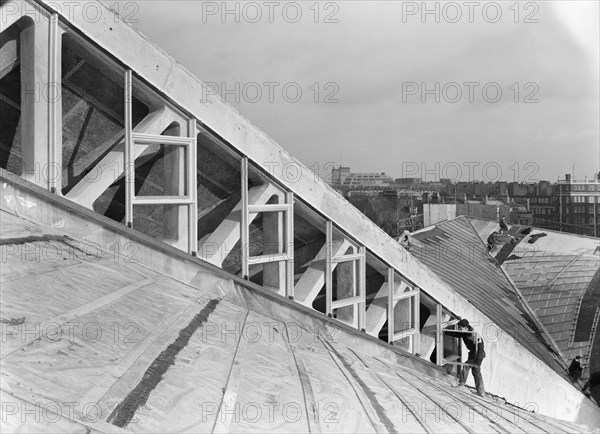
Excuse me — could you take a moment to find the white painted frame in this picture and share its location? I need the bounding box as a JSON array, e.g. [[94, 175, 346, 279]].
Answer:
[[326, 221, 366, 331], [388, 268, 421, 354], [124, 70, 198, 255], [240, 157, 295, 298]]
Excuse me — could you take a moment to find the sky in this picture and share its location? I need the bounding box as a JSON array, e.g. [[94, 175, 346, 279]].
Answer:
[[125, 1, 599, 183]]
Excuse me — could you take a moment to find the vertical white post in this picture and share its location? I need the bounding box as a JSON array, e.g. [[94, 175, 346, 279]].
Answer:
[[358, 246, 366, 332], [388, 268, 394, 344], [188, 119, 198, 255], [124, 70, 134, 228], [325, 221, 333, 317], [436, 303, 443, 365], [352, 252, 357, 326], [414, 289, 421, 355], [48, 13, 62, 194], [240, 157, 249, 279], [286, 192, 294, 299]]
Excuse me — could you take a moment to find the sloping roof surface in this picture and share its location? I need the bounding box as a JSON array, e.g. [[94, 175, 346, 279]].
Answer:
[[408, 216, 567, 379], [505, 253, 600, 359], [467, 217, 600, 364], [1, 210, 592, 433], [469, 217, 600, 257]]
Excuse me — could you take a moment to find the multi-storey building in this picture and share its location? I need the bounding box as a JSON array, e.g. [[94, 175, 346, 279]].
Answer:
[[557, 174, 600, 237], [329, 166, 394, 189]]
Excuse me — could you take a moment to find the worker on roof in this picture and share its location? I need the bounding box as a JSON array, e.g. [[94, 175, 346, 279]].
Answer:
[[499, 215, 508, 234], [444, 318, 486, 397], [486, 231, 499, 251], [399, 230, 411, 247], [568, 356, 583, 381]]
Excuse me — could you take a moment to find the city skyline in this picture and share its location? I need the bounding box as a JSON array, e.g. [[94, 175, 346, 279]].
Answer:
[[326, 162, 600, 184], [130, 1, 599, 184]]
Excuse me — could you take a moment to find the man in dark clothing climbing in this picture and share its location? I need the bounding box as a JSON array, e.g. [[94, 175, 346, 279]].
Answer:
[[487, 231, 499, 251], [444, 318, 486, 396], [568, 356, 583, 381]]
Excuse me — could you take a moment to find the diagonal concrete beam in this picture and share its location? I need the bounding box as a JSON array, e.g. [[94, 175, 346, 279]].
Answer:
[[0, 32, 19, 80], [420, 312, 449, 359], [294, 238, 353, 308], [365, 279, 403, 338], [198, 182, 281, 267], [65, 106, 185, 209]]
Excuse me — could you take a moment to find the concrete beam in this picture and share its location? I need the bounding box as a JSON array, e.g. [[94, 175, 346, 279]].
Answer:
[[198, 182, 281, 267], [365, 279, 403, 337], [294, 238, 352, 308], [65, 106, 186, 208], [420, 311, 449, 360], [0, 29, 19, 80]]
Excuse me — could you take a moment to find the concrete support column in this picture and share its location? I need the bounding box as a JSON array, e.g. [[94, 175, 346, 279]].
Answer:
[[19, 14, 63, 189], [162, 123, 187, 250]]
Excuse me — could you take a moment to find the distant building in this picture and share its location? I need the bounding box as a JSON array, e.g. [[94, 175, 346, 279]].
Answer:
[[329, 166, 393, 189], [444, 176, 600, 238], [508, 181, 555, 230], [329, 166, 351, 187], [423, 200, 511, 227], [395, 177, 422, 184], [556, 173, 600, 237]]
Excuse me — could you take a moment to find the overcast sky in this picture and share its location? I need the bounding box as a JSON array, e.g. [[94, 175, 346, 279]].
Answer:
[[128, 1, 599, 183]]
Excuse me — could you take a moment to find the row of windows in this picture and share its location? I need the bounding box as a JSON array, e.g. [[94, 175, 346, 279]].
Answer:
[[562, 184, 598, 192], [572, 196, 595, 203], [565, 216, 599, 224], [564, 196, 599, 203], [519, 195, 598, 204], [564, 203, 597, 211], [531, 208, 552, 215]]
